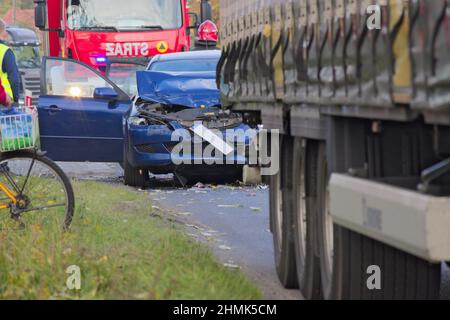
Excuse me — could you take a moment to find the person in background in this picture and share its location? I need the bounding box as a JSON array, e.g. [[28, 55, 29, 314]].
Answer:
[[0, 19, 20, 105], [0, 78, 12, 107]]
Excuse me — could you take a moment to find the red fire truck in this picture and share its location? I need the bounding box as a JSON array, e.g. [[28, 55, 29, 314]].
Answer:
[[34, 0, 212, 73]]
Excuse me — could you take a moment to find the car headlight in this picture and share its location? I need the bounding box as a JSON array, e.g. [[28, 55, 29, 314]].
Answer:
[[128, 116, 148, 126], [68, 86, 82, 97]]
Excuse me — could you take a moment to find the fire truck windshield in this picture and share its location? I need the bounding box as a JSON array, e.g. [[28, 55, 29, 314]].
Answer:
[[67, 0, 183, 31]]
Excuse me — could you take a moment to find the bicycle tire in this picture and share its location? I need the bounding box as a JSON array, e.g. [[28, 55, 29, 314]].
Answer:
[[0, 150, 75, 230]]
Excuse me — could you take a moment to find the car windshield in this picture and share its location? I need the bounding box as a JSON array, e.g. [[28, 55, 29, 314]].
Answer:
[[149, 59, 218, 72], [67, 0, 182, 31], [11, 46, 41, 69], [108, 63, 146, 97]]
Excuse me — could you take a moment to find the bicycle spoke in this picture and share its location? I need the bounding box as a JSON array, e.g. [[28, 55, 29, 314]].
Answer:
[[0, 167, 21, 194], [20, 203, 66, 213], [20, 156, 36, 194]]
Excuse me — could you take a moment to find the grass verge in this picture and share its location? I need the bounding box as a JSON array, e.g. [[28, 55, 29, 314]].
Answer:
[[0, 180, 261, 299]]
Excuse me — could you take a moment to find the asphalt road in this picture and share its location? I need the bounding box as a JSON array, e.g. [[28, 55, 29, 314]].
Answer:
[[147, 183, 302, 300], [57, 162, 450, 300]]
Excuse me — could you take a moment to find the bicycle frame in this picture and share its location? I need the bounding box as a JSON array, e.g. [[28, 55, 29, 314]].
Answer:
[[0, 182, 17, 209]]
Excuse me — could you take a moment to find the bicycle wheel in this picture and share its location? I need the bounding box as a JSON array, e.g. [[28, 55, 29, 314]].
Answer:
[[0, 150, 75, 230]]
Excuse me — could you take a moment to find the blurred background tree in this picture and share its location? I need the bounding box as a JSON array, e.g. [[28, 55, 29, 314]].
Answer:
[[0, 0, 12, 17], [189, 0, 220, 27], [1, 0, 35, 29]]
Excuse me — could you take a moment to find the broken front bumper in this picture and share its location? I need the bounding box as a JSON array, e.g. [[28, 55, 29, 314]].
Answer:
[[126, 122, 252, 170]]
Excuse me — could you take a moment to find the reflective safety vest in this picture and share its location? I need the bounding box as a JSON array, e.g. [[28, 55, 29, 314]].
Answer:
[[0, 43, 13, 99]]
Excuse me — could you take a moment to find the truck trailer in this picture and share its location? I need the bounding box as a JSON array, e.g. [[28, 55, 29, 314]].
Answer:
[[218, 0, 450, 299]]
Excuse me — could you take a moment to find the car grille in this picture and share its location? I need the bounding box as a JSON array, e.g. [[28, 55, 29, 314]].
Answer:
[[135, 144, 158, 153]]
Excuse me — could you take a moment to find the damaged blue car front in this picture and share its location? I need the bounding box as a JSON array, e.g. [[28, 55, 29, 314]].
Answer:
[[36, 53, 254, 188], [123, 63, 253, 187]]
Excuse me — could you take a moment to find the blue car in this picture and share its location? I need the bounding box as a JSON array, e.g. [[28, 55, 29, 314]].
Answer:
[[37, 51, 252, 187]]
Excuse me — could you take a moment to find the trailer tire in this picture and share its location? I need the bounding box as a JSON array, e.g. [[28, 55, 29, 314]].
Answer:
[[315, 142, 335, 299], [270, 135, 298, 289], [292, 138, 322, 299]]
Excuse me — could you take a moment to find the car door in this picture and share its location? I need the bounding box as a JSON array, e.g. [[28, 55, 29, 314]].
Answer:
[[38, 57, 132, 162]]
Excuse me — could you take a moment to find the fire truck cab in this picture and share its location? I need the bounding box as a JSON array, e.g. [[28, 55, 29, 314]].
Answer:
[[34, 0, 211, 73]]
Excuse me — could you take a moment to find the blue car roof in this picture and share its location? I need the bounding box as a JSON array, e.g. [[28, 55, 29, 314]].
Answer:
[[148, 50, 221, 67]]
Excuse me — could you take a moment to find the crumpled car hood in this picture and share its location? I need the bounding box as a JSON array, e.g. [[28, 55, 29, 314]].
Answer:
[[136, 70, 220, 108]]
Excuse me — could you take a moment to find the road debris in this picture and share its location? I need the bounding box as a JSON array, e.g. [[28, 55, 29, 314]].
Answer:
[[177, 212, 192, 216], [193, 182, 206, 189], [223, 262, 240, 270], [150, 213, 162, 219], [201, 232, 215, 238], [217, 204, 243, 208]]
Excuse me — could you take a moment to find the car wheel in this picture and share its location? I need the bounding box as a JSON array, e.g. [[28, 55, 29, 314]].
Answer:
[[123, 154, 149, 188]]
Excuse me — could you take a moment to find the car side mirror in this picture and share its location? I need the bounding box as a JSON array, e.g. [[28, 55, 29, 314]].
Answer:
[[34, 0, 47, 30], [94, 87, 119, 100]]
